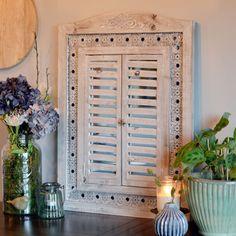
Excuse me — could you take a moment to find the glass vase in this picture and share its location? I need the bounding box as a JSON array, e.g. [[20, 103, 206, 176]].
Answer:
[[1, 133, 41, 215]]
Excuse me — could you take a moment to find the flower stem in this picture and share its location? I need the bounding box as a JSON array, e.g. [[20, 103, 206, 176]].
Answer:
[[34, 32, 40, 89]]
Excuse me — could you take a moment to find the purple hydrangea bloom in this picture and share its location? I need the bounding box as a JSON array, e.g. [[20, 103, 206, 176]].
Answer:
[[0, 75, 40, 115], [27, 99, 59, 139]]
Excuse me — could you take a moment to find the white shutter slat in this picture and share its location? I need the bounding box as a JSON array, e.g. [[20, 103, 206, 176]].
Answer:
[[89, 107, 117, 115], [127, 165, 156, 173], [88, 126, 117, 134], [127, 89, 157, 97], [88, 136, 117, 144], [127, 61, 158, 68], [127, 127, 157, 135], [127, 108, 157, 116], [127, 98, 157, 106], [128, 156, 158, 164], [127, 79, 157, 87], [88, 70, 119, 78], [127, 146, 157, 155], [89, 98, 117, 106], [127, 137, 157, 146], [126, 117, 157, 126], [127, 69, 157, 78], [84, 55, 122, 186], [89, 154, 117, 162], [89, 89, 117, 96], [89, 79, 117, 87], [90, 144, 117, 153], [90, 163, 117, 172], [89, 117, 117, 125], [88, 61, 119, 68]]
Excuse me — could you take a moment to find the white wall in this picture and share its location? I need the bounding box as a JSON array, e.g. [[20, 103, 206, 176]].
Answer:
[[0, 0, 236, 184]]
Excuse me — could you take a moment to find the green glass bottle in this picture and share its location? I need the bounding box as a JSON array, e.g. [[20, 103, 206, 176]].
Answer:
[[2, 132, 41, 215]]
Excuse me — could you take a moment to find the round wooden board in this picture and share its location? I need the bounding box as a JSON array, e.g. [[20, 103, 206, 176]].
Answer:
[[0, 0, 37, 69]]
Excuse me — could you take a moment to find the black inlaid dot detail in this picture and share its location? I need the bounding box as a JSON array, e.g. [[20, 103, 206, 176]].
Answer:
[[176, 81, 180, 86], [176, 135, 180, 139], [126, 37, 129, 42], [71, 153, 75, 157], [71, 120, 75, 123], [141, 37, 145, 42], [173, 36, 177, 40], [176, 99, 180, 104], [72, 186, 75, 189], [175, 170, 179, 174], [71, 136, 75, 140], [141, 199, 145, 203], [81, 38, 84, 42], [72, 53, 75, 57], [81, 193, 85, 198], [71, 103, 75, 107], [95, 38, 99, 42], [72, 70, 75, 74], [157, 37, 161, 41], [111, 196, 114, 200], [110, 38, 114, 42], [96, 195, 99, 199], [71, 169, 75, 173], [176, 117, 180, 121], [176, 63, 180, 68], [71, 86, 75, 90], [126, 197, 130, 202]]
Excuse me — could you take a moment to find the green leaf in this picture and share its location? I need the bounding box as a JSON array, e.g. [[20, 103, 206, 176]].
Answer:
[[173, 141, 195, 167], [213, 112, 231, 132], [155, 177, 161, 187], [229, 167, 236, 179], [234, 128, 236, 141], [147, 168, 154, 175], [201, 128, 216, 138], [182, 147, 206, 165], [183, 167, 190, 175], [205, 150, 217, 163], [171, 187, 175, 199], [226, 154, 236, 169]]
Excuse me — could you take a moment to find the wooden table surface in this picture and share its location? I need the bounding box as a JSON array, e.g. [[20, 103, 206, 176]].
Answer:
[[0, 207, 200, 236]]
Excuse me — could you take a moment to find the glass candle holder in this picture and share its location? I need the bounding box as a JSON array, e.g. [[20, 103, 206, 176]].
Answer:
[[156, 176, 180, 212]]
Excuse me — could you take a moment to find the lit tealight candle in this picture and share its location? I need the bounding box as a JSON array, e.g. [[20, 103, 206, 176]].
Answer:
[[156, 176, 180, 212]]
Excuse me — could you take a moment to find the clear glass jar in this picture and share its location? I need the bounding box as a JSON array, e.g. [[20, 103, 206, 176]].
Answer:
[[37, 182, 64, 219], [2, 133, 41, 215], [156, 176, 180, 212]]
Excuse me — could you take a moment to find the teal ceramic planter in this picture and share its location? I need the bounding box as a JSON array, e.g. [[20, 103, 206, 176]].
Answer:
[[186, 178, 236, 236]]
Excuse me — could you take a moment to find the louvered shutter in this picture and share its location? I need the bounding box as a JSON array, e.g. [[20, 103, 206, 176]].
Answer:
[[84, 55, 122, 185], [122, 54, 164, 188]]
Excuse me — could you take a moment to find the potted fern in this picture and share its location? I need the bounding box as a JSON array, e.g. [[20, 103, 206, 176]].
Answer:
[[174, 112, 236, 236]]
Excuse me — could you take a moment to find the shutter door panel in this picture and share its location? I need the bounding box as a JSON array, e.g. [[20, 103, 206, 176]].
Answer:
[[122, 54, 163, 188], [84, 55, 121, 186]]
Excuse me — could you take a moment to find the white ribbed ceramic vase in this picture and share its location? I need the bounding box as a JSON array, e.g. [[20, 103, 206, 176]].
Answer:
[[155, 202, 188, 236], [186, 178, 236, 236]]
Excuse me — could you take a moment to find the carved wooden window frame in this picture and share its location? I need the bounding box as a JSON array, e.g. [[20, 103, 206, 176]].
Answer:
[[58, 12, 193, 218]]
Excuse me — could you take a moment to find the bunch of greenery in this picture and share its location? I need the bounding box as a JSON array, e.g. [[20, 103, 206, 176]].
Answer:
[[174, 112, 236, 181], [150, 112, 236, 204]]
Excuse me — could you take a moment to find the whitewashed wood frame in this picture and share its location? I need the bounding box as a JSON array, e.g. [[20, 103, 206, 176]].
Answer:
[[58, 12, 193, 218]]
